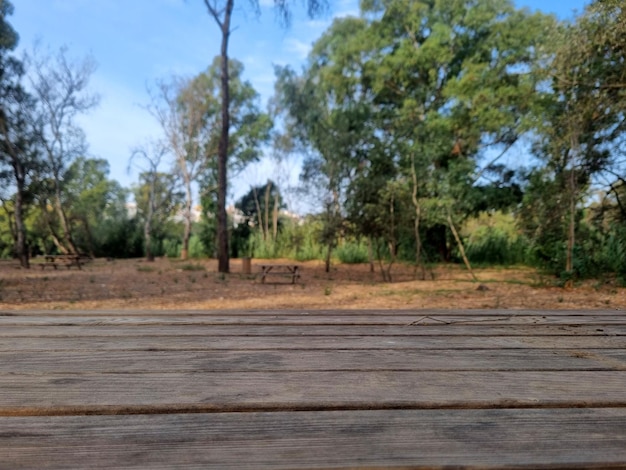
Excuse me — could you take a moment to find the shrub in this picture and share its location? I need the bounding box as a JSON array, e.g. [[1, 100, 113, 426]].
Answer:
[[336, 241, 369, 264], [465, 227, 529, 265]]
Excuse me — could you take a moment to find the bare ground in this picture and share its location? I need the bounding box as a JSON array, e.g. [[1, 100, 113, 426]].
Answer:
[[0, 257, 624, 311]]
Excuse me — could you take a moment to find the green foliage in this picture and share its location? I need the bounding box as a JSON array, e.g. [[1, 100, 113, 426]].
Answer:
[[2, 0, 625, 284], [463, 212, 530, 266], [335, 241, 369, 264], [188, 235, 207, 259], [464, 227, 530, 266], [243, 216, 327, 261], [163, 239, 180, 258], [136, 265, 156, 273], [163, 232, 211, 260], [97, 217, 144, 259], [179, 263, 205, 271]]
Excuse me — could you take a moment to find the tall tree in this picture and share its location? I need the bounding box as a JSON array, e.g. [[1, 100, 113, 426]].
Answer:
[[63, 157, 126, 257], [152, 58, 271, 262], [235, 179, 283, 242], [129, 142, 178, 262], [276, 0, 551, 274], [361, 0, 552, 266], [26, 46, 99, 255], [273, 17, 377, 271], [522, 0, 626, 276], [201, 0, 327, 273], [0, 0, 41, 268], [148, 75, 214, 261]]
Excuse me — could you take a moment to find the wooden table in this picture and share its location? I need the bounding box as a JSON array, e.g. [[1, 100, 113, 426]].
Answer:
[[1, 308, 625, 468], [40, 254, 85, 270], [260, 264, 300, 283]]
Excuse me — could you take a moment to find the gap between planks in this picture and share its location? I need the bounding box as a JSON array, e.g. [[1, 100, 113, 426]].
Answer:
[[3, 401, 626, 418]]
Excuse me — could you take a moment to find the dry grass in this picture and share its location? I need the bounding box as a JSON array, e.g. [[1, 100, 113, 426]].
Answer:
[[0, 257, 624, 311]]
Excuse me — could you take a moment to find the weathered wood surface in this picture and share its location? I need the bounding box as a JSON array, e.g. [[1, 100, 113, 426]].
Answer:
[[1, 308, 625, 469], [2, 409, 626, 469], [2, 334, 626, 350]]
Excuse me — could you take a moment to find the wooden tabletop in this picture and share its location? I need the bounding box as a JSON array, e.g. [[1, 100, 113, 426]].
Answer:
[[1, 308, 625, 469]]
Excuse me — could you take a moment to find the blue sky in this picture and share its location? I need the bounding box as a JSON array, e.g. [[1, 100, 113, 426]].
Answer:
[[12, 0, 589, 211]]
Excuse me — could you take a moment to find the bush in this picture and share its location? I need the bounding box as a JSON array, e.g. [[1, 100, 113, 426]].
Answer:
[[465, 227, 529, 265], [163, 239, 180, 258], [188, 235, 208, 259], [336, 241, 369, 264]]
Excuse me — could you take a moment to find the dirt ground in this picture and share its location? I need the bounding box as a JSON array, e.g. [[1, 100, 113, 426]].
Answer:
[[0, 257, 624, 311]]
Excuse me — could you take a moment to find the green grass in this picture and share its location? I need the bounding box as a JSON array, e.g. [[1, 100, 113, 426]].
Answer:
[[136, 265, 156, 273], [179, 263, 206, 272]]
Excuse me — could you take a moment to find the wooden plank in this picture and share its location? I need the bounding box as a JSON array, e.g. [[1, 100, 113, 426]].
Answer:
[[1, 323, 624, 337], [1, 371, 625, 413], [1, 308, 625, 468], [2, 313, 626, 326], [1, 334, 625, 351], [1, 349, 625, 374], [4, 308, 626, 316], [1, 408, 625, 469]]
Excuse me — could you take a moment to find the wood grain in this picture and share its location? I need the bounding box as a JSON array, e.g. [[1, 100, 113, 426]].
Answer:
[[1, 409, 625, 469], [1, 308, 625, 468], [1, 334, 625, 351], [2, 349, 625, 373], [1, 370, 625, 413], [2, 313, 626, 326]]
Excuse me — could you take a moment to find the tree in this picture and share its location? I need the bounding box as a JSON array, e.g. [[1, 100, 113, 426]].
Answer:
[[129, 142, 181, 262], [26, 46, 99, 255], [522, 0, 626, 277], [0, 0, 40, 268], [63, 157, 127, 257], [150, 57, 271, 262], [360, 0, 552, 270], [236, 179, 284, 240], [201, 0, 327, 273], [275, 0, 551, 276], [273, 21, 377, 271], [148, 75, 213, 261]]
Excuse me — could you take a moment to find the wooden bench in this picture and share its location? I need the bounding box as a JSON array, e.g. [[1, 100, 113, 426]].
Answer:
[[260, 265, 300, 284]]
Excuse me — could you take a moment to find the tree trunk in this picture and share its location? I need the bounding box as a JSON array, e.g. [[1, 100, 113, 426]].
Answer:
[[325, 240, 332, 273], [375, 240, 390, 282], [566, 168, 576, 275], [53, 186, 78, 254], [413, 214, 425, 280], [181, 178, 193, 261], [410, 153, 425, 280], [41, 208, 68, 254], [264, 181, 271, 242], [272, 192, 279, 242], [447, 211, 478, 282], [367, 236, 375, 273], [14, 173, 29, 269], [252, 185, 264, 240], [385, 192, 396, 282], [145, 177, 157, 262], [0, 116, 30, 268], [215, 0, 234, 274], [144, 218, 154, 262]]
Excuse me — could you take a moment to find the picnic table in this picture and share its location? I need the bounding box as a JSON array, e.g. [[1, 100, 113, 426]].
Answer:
[[39, 254, 88, 270], [260, 264, 300, 283], [0, 308, 625, 468]]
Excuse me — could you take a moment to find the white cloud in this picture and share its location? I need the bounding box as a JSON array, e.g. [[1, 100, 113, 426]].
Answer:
[[306, 18, 333, 29], [284, 38, 312, 60], [335, 8, 360, 18]]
